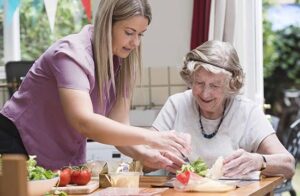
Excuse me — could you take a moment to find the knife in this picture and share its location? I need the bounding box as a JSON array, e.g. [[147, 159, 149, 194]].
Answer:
[[219, 175, 261, 181], [180, 151, 191, 164], [219, 178, 260, 181]]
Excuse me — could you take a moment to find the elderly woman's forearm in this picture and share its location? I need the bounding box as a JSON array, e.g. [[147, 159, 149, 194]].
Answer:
[[261, 153, 295, 179]]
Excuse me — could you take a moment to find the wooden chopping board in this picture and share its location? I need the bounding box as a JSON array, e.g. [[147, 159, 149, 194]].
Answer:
[[52, 180, 99, 194]]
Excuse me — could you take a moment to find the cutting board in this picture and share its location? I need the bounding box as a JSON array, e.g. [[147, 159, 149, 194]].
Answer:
[[139, 176, 171, 187], [52, 180, 99, 194]]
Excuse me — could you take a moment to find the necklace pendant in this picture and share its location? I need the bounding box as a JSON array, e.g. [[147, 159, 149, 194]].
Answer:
[[198, 100, 227, 139], [199, 118, 220, 139], [202, 131, 217, 139]]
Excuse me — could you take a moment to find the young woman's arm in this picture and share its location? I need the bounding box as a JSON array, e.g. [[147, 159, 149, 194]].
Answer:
[[58, 88, 190, 153], [108, 96, 185, 173]]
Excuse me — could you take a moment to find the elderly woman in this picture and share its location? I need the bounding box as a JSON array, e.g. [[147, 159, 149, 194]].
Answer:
[[152, 40, 295, 179]]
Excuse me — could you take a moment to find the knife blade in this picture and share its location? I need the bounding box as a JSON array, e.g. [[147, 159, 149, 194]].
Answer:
[[219, 178, 260, 181], [180, 151, 191, 164]]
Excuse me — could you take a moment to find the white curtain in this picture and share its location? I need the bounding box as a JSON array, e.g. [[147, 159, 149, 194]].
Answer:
[[208, 0, 264, 105], [209, 0, 236, 42]]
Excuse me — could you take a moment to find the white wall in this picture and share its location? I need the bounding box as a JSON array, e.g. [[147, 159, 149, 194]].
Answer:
[[142, 0, 193, 67]]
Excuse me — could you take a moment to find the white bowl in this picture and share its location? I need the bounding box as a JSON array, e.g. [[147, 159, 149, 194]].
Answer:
[[27, 177, 59, 196]]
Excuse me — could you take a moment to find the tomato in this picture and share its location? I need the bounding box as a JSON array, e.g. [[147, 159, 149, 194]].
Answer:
[[58, 167, 72, 186], [71, 167, 91, 185], [176, 170, 191, 185], [69, 167, 77, 184], [70, 169, 80, 185]]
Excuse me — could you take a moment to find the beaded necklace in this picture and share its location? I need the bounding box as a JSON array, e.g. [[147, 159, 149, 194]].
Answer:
[[199, 102, 226, 139]]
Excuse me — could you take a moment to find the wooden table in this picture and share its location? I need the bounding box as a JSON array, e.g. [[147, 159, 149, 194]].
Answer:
[[71, 175, 284, 196]]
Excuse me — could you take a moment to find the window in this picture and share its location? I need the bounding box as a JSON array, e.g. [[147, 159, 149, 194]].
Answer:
[[19, 0, 89, 60], [0, 0, 89, 106]]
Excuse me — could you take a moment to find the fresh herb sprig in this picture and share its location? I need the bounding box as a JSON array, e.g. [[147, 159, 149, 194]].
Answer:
[[27, 155, 58, 180]]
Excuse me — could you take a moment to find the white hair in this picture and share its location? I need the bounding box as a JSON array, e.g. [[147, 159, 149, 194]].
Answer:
[[187, 60, 232, 77]]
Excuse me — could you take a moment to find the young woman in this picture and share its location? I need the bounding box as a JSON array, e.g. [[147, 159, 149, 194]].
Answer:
[[0, 0, 190, 170]]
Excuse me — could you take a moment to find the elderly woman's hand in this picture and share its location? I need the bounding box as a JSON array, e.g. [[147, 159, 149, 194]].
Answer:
[[222, 149, 263, 177]]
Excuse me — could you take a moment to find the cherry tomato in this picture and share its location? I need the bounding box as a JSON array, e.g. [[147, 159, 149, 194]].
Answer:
[[176, 170, 191, 185], [58, 167, 72, 186], [71, 167, 91, 185]]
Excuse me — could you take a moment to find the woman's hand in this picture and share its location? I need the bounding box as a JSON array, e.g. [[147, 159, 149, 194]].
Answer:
[[142, 149, 185, 173], [223, 149, 262, 177], [147, 130, 191, 157]]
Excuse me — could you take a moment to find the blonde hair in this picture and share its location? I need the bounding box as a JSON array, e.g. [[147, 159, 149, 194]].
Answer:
[[93, 0, 151, 106], [180, 40, 245, 95]]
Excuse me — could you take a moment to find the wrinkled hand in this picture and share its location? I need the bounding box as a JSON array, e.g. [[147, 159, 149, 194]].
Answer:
[[142, 149, 185, 173], [148, 130, 191, 155], [223, 149, 262, 177]]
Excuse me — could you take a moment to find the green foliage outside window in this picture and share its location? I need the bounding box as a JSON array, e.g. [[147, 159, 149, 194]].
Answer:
[[263, 1, 300, 115], [20, 0, 88, 60]]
